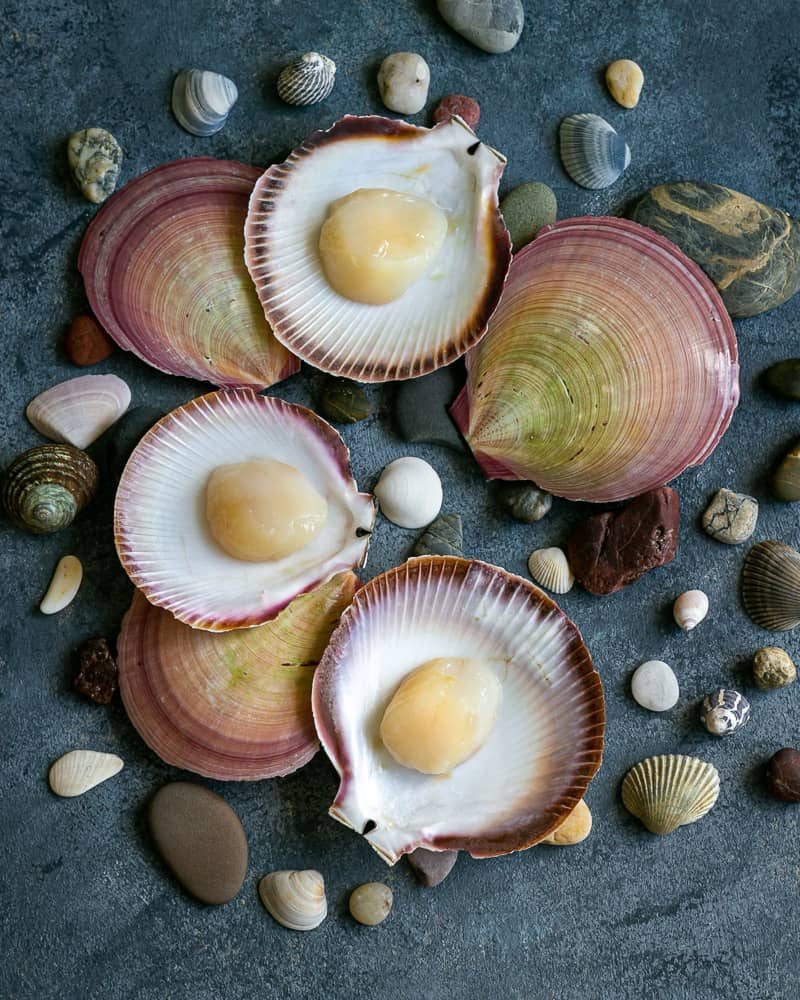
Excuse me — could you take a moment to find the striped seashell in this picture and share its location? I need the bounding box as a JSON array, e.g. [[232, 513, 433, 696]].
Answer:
[[49, 749, 123, 797], [259, 870, 327, 931], [527, 547, 574, 594], [559, 113, 631, 189], [26, 374, 131, 450], [1, 444, 98, 534], [622, 754, 719, 835], [742, 539, 800, 631], [701, 688, 750, 736], [171, 69, 238, 137], [277, 52, 336, 106]]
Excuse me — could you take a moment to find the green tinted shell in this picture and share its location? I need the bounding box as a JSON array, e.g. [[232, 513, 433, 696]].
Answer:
[[2, 444, 98, 533], [412, 513, 463, 557]]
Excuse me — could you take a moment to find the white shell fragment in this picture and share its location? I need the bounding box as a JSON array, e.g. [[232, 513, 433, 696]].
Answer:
[[171, 69, 238, 137], [377, 52, 431, 114], [559, 113, 630, 189], [622, 754, 719, 835], [277, 52, 336, 106], [48, 749, 123, 797], [701, 688, 751, 736], [673, 589, 709, 631], [26, 374, 131, 450], [631, 660, 679, 712], [258, 870, 327, 931], [527, 547, 573, 593], [40, 555, 83, 615], [67, 128, 123, 204], [374, 457, 443, 529]]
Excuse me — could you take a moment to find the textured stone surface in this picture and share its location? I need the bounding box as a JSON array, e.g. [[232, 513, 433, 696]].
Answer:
[[3, 2, 800, 999], [432, 93, 480, 127], [500, 181, 557, 251], [437, 0, 524, 54], [702, 487, 759, 544], [65, 315, 114, 366]]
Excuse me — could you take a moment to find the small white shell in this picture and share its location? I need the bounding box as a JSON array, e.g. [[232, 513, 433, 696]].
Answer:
[[673, 589, 709, 631], [171, 69, 238, 136], [26, 374, 131, 450], [374, 457, 443, 529], [527, 547, 574, 593], [258, 870, 327, 931], [40, 555, 83, 614], [277, 52, 336, 106], [48, 749, 123, 797], [622, 754, 719, 835], [559, 113, 631, 189]]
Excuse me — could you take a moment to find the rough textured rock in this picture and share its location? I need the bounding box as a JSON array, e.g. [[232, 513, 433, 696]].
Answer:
[[495, 481, 552, 522], [701, 488, 758, 544], [407, 847, 459, 886], [412, 513, 463, 556], [753, 647, 797, 690], [436, 0, 524, 54], [432, 93, 480, 128], [567, 487, 680, 595], [73, 637, 117, 704]]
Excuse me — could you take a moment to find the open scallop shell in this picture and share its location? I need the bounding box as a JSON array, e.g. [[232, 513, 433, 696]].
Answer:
[[622, 754, 719, 835], [26, 374, 130, 449], [114, 390, 374, 631], [741, 540, 800, 631], [245, 115, 511, 382], [451, 217, 739, 502], [118, 573, 358, 780], [79, 158, 298, 389], [312, 556, 605, 864]]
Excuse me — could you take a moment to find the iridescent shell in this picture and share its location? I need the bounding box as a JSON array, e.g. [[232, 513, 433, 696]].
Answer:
[[622, 754, 719, 835], [742, 540, 800, 631], [1, 444, 98, 534], [277, 52, 336, 106], [171, 69, 238, 136]]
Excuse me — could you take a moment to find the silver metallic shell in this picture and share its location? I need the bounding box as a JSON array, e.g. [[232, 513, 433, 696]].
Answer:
[[277, 52, 336, 106]]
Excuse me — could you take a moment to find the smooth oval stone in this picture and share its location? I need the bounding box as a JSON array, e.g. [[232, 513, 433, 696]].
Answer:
[[632, 182, 800, 318], [377, 52, 430, 115], [395, 365, 465, 451], [631, 660, 679, 712], [772, 441, 800, 501], [701, 488, 758, 544], [500, 182, 557, 252], [407, 847, 459, 887], [764, 359, 800, 400], [437, 0, 524, 54], [148, 782, 248, 904]]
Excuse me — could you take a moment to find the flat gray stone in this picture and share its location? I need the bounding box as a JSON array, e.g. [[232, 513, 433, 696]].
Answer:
[[436, 0, 524, 53]]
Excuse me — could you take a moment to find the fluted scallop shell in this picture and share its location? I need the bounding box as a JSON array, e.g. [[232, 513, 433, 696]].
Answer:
[[245, 115, 511, 382], [451, 217, 739, 502], [312, 556, 604, 864], [742, 540, 800, 631], [118, 574, 359, 780], [48, 749, 123, 797], [701, 688, 750, 736], [172, 69, 238, 136], [277, 52, 336, 106], [79, 158, 297, 389], [26, 374, 130, 450], [527, 547, 573, 594], [673, 589, 709, 631], [115, 390, 374, 632], [259, 870, 327, 931], [622, 754, 719, 835], [1, 444, 98, 534], [559, 113, 631, 189]]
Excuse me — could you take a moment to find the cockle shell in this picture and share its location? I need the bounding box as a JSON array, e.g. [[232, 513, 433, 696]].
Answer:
[[1, 444, 98, 534], [48, 749, 123, 797], [374, 457, 443, 529], [171, 69, 238, 136], [741, 540, 800, 631], [559, 114, 630, 189], [527, 547, 573, 594], [26, 374, 131, 450], [277, 52, 336, 106], [622, 754, 720, 835], [67, 128, 122, 204], [673, 589, 709, 631], [40, 555, 83, 614], [701, 688, 751, 736], [258, 870, 327, 931]]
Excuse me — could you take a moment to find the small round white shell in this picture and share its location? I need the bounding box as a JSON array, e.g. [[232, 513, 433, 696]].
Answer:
[[527, 547, 573, 593], [374, 457, 443, 529], [673, 589, 709, 631], [258, 870, 327, 931]]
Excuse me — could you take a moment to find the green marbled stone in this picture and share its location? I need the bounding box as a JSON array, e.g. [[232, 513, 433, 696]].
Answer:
[[764, 359, 800, 400], [500, 182, 557, 253], [412, 513, 463, 557], [632, 181, 800, 318]]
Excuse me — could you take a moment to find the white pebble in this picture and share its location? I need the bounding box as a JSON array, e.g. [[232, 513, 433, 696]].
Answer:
[[377, 52, 430, 115], [631, 659, 679, 712], [40, 555, 83, 614]]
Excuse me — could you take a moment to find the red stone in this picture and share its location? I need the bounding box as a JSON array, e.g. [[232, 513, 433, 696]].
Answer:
[[432, 94, 481, 129], [65, 314, 114, 366]]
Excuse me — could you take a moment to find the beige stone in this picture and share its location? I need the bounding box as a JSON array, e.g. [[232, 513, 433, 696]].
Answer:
[[605, 59, 644, 109], [542, 798, 592, 845]]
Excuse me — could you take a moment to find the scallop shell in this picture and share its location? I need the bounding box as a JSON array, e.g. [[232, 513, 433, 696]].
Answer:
[[172, 69, 238, 136], [79, 158, 298, 389], [48, 749, 123, 797], [742, 540, 800, 631], [1, 444, 98, 534], [118, 574, 359, 780], [701, 688, 751, 736], [622, 754, 719, 835], [527, 547, 573, 594], [40, 555, 83, 614], [312, 556, 605, 863], [559, 114, 631, 189], [115, 390, 374, 632], [244, 114, 511, 382], [258, 870, 327, 931], [374, 457, 443, 529], [277, 52, 336, 106], [672, 589, 709, 631], [26, 374, 130, 450]]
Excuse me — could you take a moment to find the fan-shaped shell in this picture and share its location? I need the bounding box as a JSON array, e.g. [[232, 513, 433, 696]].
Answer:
[[79, 158, 298, 389], [527, 547, 573, 594], [1, 444, 98, 534], [742, 540, 800, 631], [48, 749, 123, 797], [259, 870, 327, 931], [559, 113, 630, 189], [244, 115, 511, 382], [277, 52, 336, 106], [451, 217, 739, 502], [26, 374, 130, 449], [622, 754, 719, 835], [171, 69, 238, 136], [312, 556, 604, 864], [118, 573, 359, 780], [114, 390, 374, 632]]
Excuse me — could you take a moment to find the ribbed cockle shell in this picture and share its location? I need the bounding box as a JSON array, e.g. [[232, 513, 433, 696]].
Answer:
[[259, 870, 327, 931], [527, 547, 574, 594], [277, 52, 336, 106], [622, 754, 719, 835], [1, 444, 98, 534], [559, 114, 630, 189], [742, 540, 800, 631]]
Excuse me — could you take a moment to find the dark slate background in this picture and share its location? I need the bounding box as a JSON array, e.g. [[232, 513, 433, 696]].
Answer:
[[2, 1, 799, 998]]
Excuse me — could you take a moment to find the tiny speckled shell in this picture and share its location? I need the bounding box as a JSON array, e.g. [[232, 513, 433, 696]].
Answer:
[[701, 688, 750, 736], [277, 52, 336, 106], [559, 114, 630, 189], [622, 754, 719, 835]]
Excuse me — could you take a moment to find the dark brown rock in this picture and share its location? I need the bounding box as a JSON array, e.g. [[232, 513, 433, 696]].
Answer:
[[765, 748, 800, 802], [567, 487, 680, 596], [74, 638, 117, 704], [148, 782, 248, 904], [65, 315, 114, 366], [407, 847, 459, 887]]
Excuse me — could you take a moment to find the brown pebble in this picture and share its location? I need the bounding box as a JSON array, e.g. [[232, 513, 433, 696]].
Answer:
[[65, 315, 114, 366], [407, 847, 458, 887], [148, 782, 248, 904], [765, 748, 800, 802], [432, 93, 480, 129], [74, 637, 117, 704]]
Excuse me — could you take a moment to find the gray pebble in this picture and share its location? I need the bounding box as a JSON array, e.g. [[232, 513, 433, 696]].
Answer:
[[437, 0, 524, 54], [495, 481, 552, 523], [702, 488, 758, 544]]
